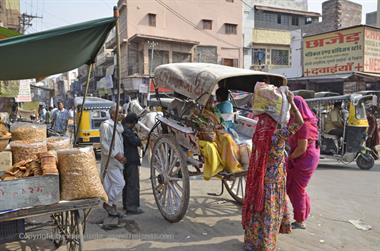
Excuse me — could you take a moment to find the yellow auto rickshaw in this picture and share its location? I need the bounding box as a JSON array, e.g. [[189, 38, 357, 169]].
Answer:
[[306, 93, 377, 170], [74, 97, 113, 147]]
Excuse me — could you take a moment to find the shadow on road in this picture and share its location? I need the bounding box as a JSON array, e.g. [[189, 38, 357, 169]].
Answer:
[[317, 162, 380, 172], [102, 239, 243, 251]]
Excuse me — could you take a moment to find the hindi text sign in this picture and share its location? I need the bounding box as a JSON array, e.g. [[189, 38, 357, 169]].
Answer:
[[303, 27, 365, 76], [364, 27, 380, 73]]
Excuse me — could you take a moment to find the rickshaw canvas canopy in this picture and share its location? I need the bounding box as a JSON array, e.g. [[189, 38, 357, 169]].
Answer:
[[153, 63, 286, 106], [306, 94, 377, 106], [0, 17, 115, 81]]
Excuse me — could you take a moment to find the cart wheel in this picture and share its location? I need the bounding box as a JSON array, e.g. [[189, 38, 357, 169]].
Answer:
[[151, 135, 190, 223], [356, 153, 375, 170], [223, 173, 246, 204]]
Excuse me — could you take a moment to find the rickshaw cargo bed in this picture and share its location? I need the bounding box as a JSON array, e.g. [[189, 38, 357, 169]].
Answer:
[[0, 175, 59, 212]]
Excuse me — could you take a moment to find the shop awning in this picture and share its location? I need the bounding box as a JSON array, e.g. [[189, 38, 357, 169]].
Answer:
[[0, 17, 116, 81], [289, 72, 380, 83], [254, 5, 320, 17]]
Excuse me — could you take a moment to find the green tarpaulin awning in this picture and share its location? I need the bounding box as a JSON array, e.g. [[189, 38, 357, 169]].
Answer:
[[0, 17, 116, 81]]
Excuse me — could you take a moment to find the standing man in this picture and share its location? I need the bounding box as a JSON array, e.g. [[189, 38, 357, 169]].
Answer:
[[122, 113, 143, 214], [100, 104, 126, 217], [51, 101, 70, 135], [38, 104, 47, 122]]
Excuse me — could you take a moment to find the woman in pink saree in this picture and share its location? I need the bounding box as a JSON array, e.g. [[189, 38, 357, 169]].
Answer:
[[287, 96, 320, 229]]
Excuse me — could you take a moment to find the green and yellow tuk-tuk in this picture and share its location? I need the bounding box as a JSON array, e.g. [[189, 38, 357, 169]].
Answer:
[[74, 97, 113, 147], [306, 93, 377, 170]]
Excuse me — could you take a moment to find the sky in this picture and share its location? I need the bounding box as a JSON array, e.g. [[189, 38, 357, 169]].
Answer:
[[20, 0, 378, 33]]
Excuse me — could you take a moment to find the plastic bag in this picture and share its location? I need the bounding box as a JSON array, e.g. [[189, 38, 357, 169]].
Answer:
[[47, 136, 71, 151], [11, 122, 46, 141], [10, 140, 47, 164], [39, 151, 58, 175], [252, 82, 289, 125], [57, 147, 108, 202]]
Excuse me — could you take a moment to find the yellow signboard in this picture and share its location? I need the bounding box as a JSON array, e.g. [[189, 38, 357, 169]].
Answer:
[[364, 27, 380, 73], [303, 26, 365, 76]]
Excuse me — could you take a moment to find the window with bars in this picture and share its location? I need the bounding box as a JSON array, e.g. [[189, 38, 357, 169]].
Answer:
[[305, 17, 312, 24], [148, 13, 156, 27], [252, 48, 266, 65], [172, 52, 192, 63], [277, 14, 282, 24], [225, 23, 237, 34], [202, 19, 212, 30], [148, 49, 169, 72], [271, 49, 289, 65], [291, 16, 299, 26]]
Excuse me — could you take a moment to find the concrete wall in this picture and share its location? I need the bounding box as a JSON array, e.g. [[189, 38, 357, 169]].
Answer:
[[270, 29, 302, 78], [121, 0, 242, 67], [303, 0, 362, 36], [0, 0, 20, 31], [366, 11, 377, 26], [254, 10, 319, 31]]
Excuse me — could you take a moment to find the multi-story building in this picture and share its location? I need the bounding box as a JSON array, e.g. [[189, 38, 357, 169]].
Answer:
[[242, 0, 320, 73], [0, 0, 20, 31], [117, 0, 243, 93], [302, 0, 362, 36]]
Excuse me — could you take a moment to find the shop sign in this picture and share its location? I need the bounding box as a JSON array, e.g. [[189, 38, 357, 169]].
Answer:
[[364, 27, 380, 73], [303, 27, 365, 76]]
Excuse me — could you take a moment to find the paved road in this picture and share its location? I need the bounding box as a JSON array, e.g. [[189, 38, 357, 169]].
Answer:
[[1, 159, 379, 251]]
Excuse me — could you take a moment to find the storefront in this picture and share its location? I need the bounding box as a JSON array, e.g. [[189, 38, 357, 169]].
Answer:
[[290, 25, 380, 93]]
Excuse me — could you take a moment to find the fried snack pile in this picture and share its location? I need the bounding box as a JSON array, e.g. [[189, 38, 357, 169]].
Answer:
[[0, 123, 11, 137], [0, 158, 42, 181]]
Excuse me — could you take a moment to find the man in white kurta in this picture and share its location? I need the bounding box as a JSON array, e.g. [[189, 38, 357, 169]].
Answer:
[[100, 105, 126, 216]]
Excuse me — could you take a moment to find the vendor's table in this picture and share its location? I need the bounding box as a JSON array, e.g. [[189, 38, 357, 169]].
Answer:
[[0, 198, 100, 251]]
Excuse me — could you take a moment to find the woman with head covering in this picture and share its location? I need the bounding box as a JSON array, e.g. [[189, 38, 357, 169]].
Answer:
[[197, 95, 242, 180], [286, 96, 320, 229], [243, 87, 304, 251]]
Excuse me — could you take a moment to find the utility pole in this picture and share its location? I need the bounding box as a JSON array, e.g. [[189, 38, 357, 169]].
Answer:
[[19, 13, 42, 34], [147, 40, 158, 76], [146, 40, 158, 102]]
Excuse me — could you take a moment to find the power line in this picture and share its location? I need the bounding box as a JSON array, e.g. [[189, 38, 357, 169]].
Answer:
[[240, 0, 253, 9], [153, 0, 240, 49]]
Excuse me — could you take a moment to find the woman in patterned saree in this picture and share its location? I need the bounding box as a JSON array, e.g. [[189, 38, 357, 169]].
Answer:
[[242, 90, 304, 251]]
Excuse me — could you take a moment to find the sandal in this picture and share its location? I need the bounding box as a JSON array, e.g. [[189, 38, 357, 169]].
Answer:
[[291, 221, 306, 229]]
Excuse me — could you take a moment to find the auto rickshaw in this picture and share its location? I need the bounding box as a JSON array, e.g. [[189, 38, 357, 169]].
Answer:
[[74, 97, 113, 147], [306, 94, 377, 170]]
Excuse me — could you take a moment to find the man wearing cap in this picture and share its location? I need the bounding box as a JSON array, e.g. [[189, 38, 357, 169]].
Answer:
[[122, 112, 143, 214]]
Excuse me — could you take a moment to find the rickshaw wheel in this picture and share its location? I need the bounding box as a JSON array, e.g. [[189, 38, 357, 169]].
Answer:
[[356, 154, 375, 170], [150, 135, 190, 223], [223, 173, 246, 204]]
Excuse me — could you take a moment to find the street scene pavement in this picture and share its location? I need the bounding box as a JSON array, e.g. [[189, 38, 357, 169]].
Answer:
[[2, 159, 379, 251]]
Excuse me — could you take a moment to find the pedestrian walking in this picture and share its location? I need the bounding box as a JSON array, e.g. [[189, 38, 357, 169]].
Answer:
[[51, 101, 70, 135], [100, 104, 126, 217], [286, 96, 320, 229], [242, 88, 304, 251], [366, 106, 379, 160], [122, 112, 144, 214]]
